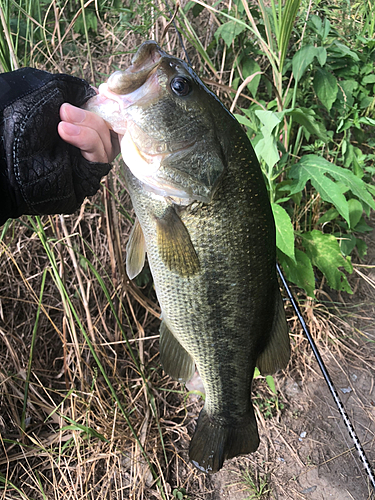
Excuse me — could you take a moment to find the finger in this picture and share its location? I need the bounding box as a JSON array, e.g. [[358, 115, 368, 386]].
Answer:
[[58, 121, 108, 163], [60, 103, 114, 161]]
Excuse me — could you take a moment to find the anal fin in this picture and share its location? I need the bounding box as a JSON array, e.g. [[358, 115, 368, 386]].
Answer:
[[256, 290, 290, 375], [126, 218, 146, 280], [159, 321, 195, 382], [156, 207, 200, 277]]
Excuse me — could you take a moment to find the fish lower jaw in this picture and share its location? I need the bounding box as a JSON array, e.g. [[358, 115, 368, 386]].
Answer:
[[98, 83, 134, 110]]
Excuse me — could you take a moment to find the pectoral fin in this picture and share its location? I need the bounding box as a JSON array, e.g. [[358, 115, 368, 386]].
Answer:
[[256, 290, 290, 375], [159, 321, 195, 382], [126, 219, 146, 279], [156, 207, 200, 277]]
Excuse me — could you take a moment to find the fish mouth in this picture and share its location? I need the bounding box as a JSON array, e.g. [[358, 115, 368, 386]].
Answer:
[[98, 41, 166, 107], [90, 41, 167, 133], [108, 41, 165, 94]]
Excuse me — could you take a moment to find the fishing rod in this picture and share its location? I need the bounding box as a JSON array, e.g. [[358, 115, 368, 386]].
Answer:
[[277, 262, 375, 491]]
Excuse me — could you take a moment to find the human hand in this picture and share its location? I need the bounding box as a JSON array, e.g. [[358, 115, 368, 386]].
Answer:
[[58, 103, 120, 164], [0, 68, 114, 223]]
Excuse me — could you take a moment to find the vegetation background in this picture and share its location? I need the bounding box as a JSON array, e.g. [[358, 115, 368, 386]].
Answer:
[[0, 0, 374, 498]]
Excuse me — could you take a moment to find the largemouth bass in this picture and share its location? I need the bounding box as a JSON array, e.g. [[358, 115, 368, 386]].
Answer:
[[85, 41, 290, 473]]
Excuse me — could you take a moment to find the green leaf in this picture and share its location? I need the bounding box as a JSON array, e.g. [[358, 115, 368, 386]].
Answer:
[[321, 18, 331, 41], [61, 423, 108, 442], [234, 113, 256, 132], [286, 108, 327, 140], [214, 21, 247, 47], [255, 135, 279, 169], [362, 74, 375, 84], [242, 58, 261, 97], [271, 203, 295, 261], [348, 198, 363, 229], [301, 230, 353, 293], [318, 207, 339, 225], [278, 249, 315, 297], [278, 0, 301, 71], [331, 40, 359, 61], [339, 233, 357, 257], [254, 111, 282, 169], [292, 45, 319, 83], [255, 110, 282, 132], [316, 46, 327, 66], [289, 155, 375, 224], [355, 238, 367, 259], [265, 375, 277, 395], [313, 68, 338, 111]]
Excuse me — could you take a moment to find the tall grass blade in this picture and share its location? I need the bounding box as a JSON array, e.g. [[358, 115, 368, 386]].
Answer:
[[21, 268, 47, 434], [0, 0, 18, 71], [279, 0, 301, 72]]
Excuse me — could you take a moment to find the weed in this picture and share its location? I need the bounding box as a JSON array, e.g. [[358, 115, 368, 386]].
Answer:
[[241, 468, 270, 499]]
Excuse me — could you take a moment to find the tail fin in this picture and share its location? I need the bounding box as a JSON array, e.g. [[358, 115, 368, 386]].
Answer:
[[189, 405, 259, 473]]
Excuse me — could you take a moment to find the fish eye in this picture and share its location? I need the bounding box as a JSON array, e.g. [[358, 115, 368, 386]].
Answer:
[[170, 77, 191, 96]]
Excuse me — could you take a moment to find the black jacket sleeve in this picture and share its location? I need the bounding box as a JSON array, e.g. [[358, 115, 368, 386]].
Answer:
[[0, 68, 112, 225]]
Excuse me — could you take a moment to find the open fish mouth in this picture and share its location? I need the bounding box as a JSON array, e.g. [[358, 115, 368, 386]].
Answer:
[[85, 41, 166, 133], [107, 40, 164, 94], [95, 40, 169, 115]]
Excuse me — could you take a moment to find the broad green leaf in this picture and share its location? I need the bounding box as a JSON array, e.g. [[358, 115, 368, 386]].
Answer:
[[309, 15, 330, 41], [254, 111, 282, 169], [255, 110, 282, 132], [214, 21, 246, 47], [362, 74, 375, 84], [348, 198, 363, 229], [286, 108, 327, 140], [339, 233, 357, 257], [321, 18, 331, 41], [242, 58, 261, 97], [234, 113, 257, 132], [301, 230, 353, 293], [331, 40, 360, 61], [353, 217, 373, 233], [255, 135, 279, 170], [318, 207, 339, 225], [313, 68, 338, 111], [359, 116, 375, 126], [271, 203, 295, 261], [265, 375, 277, 395], [355, 238, 367, 259], [289, 155, 375, 223], [278, 249, 315, 297], [316, 46, 327, 66], [292, 45, 319, 83]]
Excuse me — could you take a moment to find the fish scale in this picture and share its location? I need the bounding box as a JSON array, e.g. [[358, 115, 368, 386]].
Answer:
[[85, 40, 291, 473]]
